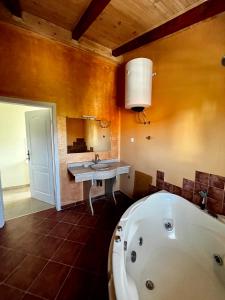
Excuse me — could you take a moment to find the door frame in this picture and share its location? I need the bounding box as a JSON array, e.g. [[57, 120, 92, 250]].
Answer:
[[0, 96, 61, 214]]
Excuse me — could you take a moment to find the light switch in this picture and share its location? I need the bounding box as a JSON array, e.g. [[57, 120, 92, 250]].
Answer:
[[130, 137, 134, 143]]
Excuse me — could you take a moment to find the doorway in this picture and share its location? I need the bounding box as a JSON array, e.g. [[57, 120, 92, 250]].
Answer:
[[0, 97, 61, 223]]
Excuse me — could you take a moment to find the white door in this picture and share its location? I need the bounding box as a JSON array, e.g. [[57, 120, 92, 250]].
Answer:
[[25, 110, 54, 204], [0, 172, 4, 228]]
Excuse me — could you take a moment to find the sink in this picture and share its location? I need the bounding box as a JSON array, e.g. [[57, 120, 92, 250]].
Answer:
[[91, 163, 110, 171]]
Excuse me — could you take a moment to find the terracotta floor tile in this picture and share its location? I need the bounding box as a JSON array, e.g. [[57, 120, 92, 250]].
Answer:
[[0, 193, 133, 300], [56, 268, 94, 300], [3, 215, 42, 233], [30, 236, 63, 259], [5, 255, 47, 290], [30, 219, 58, 234], [61, 211, 83, 224], [71, 204, 88, 213], [33, 209, 55, 219], [0, 228, 26, 249], [52, 240, 82, 265], [78, 214, 99, 228], [29, 261, 70, 299], [66, 225, 94, 244], [0, 247, 26, 281], [86, 229, 112, 250], [46, 210, 68, 221], [23, 294, 44, 300], [92, 199, 107, 212], [0, 284, 24, 300], [17, 232, 43, 253], [75, 244, 107, 274], [48, 222, 74, 238]]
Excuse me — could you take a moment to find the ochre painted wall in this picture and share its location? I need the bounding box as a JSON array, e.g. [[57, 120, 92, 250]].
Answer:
[[120, 13, 225, 197], [0, 21, 119, 205]]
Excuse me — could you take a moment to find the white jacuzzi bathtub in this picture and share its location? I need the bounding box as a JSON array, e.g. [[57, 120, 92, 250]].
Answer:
[[108, 191, 225, 300]]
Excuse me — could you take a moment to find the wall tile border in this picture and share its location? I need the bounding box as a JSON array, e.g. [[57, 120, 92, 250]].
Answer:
[[149, 170, 225, 216]]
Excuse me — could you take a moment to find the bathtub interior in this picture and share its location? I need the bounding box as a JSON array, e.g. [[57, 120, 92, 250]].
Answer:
[[112, 192, 225, 300]]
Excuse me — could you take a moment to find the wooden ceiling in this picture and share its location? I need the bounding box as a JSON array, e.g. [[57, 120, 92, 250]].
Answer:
[[84, 0, 205, 49], [20, 0, 92, 30], [0, 0, 224, 60]]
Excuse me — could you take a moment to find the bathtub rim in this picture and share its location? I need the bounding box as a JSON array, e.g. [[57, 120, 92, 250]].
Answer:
[[108, 190, 225, 300]]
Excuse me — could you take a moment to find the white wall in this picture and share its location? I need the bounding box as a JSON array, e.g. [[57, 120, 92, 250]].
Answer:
[[0, 102, 41, 188]]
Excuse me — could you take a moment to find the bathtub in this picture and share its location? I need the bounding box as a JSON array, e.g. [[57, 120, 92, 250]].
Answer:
[[108, 191, 225, 300]]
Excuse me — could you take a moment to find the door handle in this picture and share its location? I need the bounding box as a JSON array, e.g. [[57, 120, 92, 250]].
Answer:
[[27, 150, 30, 161]]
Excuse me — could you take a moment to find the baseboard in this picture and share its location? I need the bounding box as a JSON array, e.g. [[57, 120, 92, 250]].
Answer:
[[2, 184, 30, 191]]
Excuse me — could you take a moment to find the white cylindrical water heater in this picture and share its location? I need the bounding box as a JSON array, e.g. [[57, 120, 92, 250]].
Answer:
[[125, 58, 153, 112]]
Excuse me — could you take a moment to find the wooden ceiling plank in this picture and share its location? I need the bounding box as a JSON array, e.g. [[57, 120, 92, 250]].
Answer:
[[112, 0, 225, 56], [72, 0, 111, 40], [3, 0, 22, 18]]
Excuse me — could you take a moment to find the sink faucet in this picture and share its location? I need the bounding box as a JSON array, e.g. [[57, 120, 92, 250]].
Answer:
[[93, 153, 100, 164]]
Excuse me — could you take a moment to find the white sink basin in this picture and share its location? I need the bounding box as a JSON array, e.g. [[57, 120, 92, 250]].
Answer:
[[91, 163, 110, 171]]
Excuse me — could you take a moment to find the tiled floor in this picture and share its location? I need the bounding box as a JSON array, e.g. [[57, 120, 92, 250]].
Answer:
[[3, 187, 54, 220], [0, 192, 133, 300]]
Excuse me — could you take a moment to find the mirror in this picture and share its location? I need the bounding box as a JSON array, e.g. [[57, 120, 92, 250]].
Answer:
[[66, 117, 111, 153]]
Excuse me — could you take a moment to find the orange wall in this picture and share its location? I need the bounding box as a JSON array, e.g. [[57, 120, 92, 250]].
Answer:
[[0, 21, 119, 205], [120, 13, 225, 197]]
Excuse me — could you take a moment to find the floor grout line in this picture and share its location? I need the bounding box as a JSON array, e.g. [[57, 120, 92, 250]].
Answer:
[[26, 257, 54, 296], [22, 291, 48, 300], [1, 255, 28, 284], [3, 282, 47, 299], [53, 266, 73, 300]]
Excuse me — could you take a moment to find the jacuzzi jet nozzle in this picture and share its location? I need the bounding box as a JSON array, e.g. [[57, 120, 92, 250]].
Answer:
[[213, 254, 223, 266], [131, 250, 136, 263], [139, 237, 143, 246], [146, 280, 154, 290]]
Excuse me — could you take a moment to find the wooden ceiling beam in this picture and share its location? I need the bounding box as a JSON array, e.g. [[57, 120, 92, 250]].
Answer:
[[72, 0, 111, 40], [112, 0, 225, 57], [2, 0, 22, 18]]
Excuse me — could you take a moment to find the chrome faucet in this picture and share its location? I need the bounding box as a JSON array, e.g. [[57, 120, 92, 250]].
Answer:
[[199, 190, 208, 210], [199, 190, 218, 218], [93, 153, 100, 164]]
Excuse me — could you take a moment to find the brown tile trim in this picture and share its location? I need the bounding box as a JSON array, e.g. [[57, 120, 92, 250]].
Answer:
[[173, 185, 182, 196], [156, 179, 164, 190], [209, 174, 225, 190], [182, 190, 193, 202], [195, 171, 209, 185], [183, 178, 194, 192], [157, 170, 164, 181], [149, 185, 159, 195], [194, 182, 208, 194], [152, 169, 225, 216], [207, 197, 223, 214], [193, 193, 201, 205], [223, 198, 225, 216], [208, 186, 224, 202], [164, 182, 173, 193]]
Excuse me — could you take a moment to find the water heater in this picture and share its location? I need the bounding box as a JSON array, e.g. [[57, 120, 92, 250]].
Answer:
[[125, 58, 153, 112]]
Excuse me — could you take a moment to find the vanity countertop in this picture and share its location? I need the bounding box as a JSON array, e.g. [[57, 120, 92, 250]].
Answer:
[[68, 159, 130, 182]]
